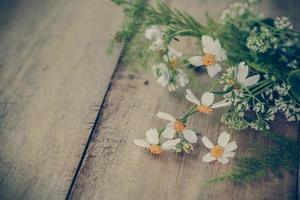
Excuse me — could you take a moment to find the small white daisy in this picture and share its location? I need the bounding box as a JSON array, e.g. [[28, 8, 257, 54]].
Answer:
[[188, 35, 227, 77], [133, 128, 181, 155], [145, 26, 164, 51], [163, 46, 183, 66], [156, 112, 198, 143], [235, 62, 260, 87], [202, 132, 237, 164], [185, 89, 231, 113]]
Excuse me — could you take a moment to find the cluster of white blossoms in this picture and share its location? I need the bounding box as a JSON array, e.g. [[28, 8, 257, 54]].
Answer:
[[287, 59, 298, 69], [134, 127, 237, 165], [274, 16, 293, 30], [134, 89, 236, 165], [275, 99, 300, 122], [145, 23, 300, 131], [146, 26, 189, 92], [263, 83, 300, 122], [146, 27, 228, 91], [221, 2, 251, 22], [246, 27, 277, 53]]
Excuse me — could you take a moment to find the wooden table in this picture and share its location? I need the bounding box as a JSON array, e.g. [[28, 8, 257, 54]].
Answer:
[[0, 0, 298, 199]]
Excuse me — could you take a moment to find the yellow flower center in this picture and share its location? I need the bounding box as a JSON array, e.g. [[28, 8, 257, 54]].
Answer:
[[227, 79, 235, 85], [174, 121, 186, 132], [202, 54, 216, 66], [211, 145, 224, 158], [169, 58, 178, 66], [148, 145, 162, 155], [197, 105, 213, 113]]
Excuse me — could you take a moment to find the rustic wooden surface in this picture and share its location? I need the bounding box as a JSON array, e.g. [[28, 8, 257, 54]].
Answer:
[[69, 0, 299, 200], [0, 0, 123, 199]]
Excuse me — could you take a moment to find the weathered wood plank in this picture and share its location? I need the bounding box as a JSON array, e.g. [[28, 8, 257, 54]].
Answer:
[[0, 0, 123, 199], [70, 0, 299, 200]]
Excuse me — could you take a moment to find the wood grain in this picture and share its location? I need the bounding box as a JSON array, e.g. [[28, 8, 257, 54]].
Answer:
[[0, 0, 123, 199], [70, 0, 299, 200]]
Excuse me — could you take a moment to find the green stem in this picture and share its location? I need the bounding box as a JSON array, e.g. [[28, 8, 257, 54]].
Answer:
[[180, 105, 197, 121]]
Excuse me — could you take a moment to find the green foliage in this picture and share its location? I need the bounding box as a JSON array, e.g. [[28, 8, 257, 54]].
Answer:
[[288, 69, 300, 104], [144, 2, 208, 43], [206, 131, 299, 184], [109, 0, 147, 55], [112, 0, 300, 186]]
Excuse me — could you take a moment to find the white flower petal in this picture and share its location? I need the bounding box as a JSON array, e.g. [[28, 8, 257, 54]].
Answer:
[[185, 89, 200, 105], [223, 151, 236, 158], [218, 132, 230, 147], [201, 136, 214, 149], [224, 141, 238, 152], [157, 72, 169, 87], [145, 26, 162, 40], [188, 56, 203, 66], [201, 92, 214, 106], [183, 129, 198, 143], [168, 46, 183, 58], [177, 70, 189, 87], [168, 84, 177, 92], [162, 55, 168, 63], [202, 153, 216, 162], [161, 138, 181, 150], [207, 63, 222, 77], [217, 157, 229, 165], [149, 39, 164, 51], [133, 139, 149, 148], [145, 128, 159, 145], [211, 100, 231, 109], [242, 74, 260, 87], [161, 125, 176, 139], [216, 48, 227, 62], [202, 35, 214, 54], [210, 39, 222, 55], [237, 62, 249, 83], [156, 112, 176, 122]]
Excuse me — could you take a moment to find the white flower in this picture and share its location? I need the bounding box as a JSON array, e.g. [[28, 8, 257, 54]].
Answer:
[[133, 128, 181, 155], [152, 63, 170, 87], [274, 17, 293, 30], [169, 69, 189, 92], [246, 35, 267, 53], [221, 2, 250, 21], [156, 112, 198, 143], [188, 35, 227, 77], [202, 132, 237, 165], [152, 63, 189, 92], [145, 26, 164, 51], [185, 89, 231, 113], [235, 62, 260, 87], [163, 47, 183, 66]]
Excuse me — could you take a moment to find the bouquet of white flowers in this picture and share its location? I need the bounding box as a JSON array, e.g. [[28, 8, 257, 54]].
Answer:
[[111, 0, 299, 184]]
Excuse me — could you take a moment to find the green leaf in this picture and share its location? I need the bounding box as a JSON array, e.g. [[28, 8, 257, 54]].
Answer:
[[288, 69, 300, 104]]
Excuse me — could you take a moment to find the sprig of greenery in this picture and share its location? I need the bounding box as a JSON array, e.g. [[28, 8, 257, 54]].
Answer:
[[112, 0, 300, 185], [108, 0, 147, 55]]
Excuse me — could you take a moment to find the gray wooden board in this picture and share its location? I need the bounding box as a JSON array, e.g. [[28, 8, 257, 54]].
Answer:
[[70, 0, 299, 200], [0, 0, 123, 199]]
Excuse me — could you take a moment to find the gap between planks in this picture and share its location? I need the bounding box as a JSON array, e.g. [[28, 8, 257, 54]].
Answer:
[[65, 51, 125, 200]]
